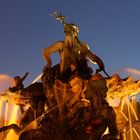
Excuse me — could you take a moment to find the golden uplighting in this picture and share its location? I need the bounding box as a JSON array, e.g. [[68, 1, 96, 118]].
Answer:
[[0, 73, 140, 140]]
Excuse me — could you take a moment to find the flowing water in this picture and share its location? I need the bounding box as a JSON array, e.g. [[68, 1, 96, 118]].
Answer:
[[0, 74, 140, 140]]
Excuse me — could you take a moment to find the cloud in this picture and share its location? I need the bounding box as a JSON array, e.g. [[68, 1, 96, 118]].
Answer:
[[124, 68, 140, 76], [122, 68, 140, 80], [0, 74, 13, 93]]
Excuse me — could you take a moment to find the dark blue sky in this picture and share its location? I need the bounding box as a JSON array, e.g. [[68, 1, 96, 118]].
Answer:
[[0, 0, 140, 85]]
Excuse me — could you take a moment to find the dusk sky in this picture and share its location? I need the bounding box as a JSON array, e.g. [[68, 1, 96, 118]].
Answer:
[[0, 0, 140, 86]]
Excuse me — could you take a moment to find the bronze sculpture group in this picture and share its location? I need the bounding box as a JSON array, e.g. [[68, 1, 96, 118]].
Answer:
[[0, 12, 121, 140]]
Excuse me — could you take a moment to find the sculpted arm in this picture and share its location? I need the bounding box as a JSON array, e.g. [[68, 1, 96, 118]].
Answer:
[[82, 43, 105, 71], [43, 41, 63, 68], [82, 43, 110, 77], [21, 72, 29, 82]]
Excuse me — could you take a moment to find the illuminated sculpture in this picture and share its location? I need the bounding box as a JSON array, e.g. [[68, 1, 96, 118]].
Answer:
[[42, 12, 109, 82], [3, 12, 140, 140]]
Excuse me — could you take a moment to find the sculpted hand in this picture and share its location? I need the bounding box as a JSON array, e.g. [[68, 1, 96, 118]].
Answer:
[[96, 67, 110, 78], [25, 72, 29, 75], [99, 65, 105, 72], [95, 64, 105, 73]]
